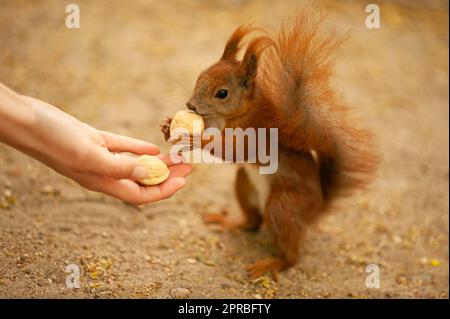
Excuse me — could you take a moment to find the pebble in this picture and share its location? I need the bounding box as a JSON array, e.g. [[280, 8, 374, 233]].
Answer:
[[186, 258, 197, 264], [41, 185, 60, 195], [392, 235, 402, 244], [170, 287, 191, 298]]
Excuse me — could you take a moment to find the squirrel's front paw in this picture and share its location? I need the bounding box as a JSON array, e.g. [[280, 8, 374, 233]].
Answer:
[[160, 116, 172, 142]]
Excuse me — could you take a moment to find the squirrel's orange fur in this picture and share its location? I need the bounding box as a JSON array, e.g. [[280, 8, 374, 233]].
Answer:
[[162, 8, 378, 279], [234, 9, 377, 201], [260, 11, 377, 200]]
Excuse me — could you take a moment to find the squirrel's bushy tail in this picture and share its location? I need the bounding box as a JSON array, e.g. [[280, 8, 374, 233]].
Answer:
[[317, 116, 378, 201], [257, 7, 378, 201]]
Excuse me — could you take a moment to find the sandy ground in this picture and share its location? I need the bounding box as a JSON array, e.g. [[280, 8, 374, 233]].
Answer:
[[0, 0, 448, 298]]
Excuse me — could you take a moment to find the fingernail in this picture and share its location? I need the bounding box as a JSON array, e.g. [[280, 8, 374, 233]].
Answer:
[[131, 165, 149, 180]]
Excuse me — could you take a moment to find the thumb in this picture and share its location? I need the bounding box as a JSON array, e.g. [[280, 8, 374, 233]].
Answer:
[[91, 150, 149, 181]]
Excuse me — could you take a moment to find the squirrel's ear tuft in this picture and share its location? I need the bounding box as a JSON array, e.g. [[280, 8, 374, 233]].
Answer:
[[238, 36, 273, 90], [221, 24, 258, 62]]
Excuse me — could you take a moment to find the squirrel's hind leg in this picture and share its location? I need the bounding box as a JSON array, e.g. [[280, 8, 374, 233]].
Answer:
[[202, 166, 263, 231], [246, 184, 323, 280]]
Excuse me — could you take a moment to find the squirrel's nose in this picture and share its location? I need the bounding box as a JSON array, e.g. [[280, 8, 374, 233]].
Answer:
[[186, 102, 197, 112]]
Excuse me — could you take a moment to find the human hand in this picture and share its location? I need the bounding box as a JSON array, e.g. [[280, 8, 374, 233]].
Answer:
[[8, 95, 191, 205]]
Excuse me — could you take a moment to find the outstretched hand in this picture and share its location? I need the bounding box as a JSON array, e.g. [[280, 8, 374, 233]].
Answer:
[[0, 87, 191, 205], [26, 97, 192, 205]]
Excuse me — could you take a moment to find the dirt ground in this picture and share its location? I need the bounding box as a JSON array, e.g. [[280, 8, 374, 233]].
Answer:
[[0, 0, 448, 298]]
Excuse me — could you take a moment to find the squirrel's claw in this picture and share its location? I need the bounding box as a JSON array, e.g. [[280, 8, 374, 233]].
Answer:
[[202, 210, 261, 232], [201, 210, 232, 231], [245, 257, 290, 282], [160, 116, 172, 142]]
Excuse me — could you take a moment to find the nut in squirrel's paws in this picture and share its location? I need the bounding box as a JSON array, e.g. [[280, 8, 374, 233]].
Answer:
[[136, 155, 169, 186], [165, 110, 205, 143]]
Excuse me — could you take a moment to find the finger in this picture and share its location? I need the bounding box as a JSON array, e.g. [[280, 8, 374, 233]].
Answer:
[[86, 149, 149, 181], [91, 177, 186, 205], [139, 177, 186, 203], [100, 131, 160, 155], [168, 163, 192, 178]]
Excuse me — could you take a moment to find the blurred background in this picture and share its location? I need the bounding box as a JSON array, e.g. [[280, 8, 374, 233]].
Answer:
[[0, 0, 448, 298]]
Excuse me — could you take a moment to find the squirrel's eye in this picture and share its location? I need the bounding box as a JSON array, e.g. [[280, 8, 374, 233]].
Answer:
[[215, 89, 228, 99]]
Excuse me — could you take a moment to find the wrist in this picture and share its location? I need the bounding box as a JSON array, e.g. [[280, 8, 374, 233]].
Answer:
[[0, 90, 39, 154]]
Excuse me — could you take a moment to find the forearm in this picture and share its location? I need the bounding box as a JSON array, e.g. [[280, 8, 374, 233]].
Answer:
[[0, 83, 39, 154], [0, 84, 80, 164]]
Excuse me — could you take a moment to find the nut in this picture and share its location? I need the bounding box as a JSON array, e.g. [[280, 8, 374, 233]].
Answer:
[[137, 155, 170, 186], [169, 110, 205, 140]]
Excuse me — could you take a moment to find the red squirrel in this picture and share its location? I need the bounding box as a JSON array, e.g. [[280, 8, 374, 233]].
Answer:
[[161, 8, 378, 279]]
